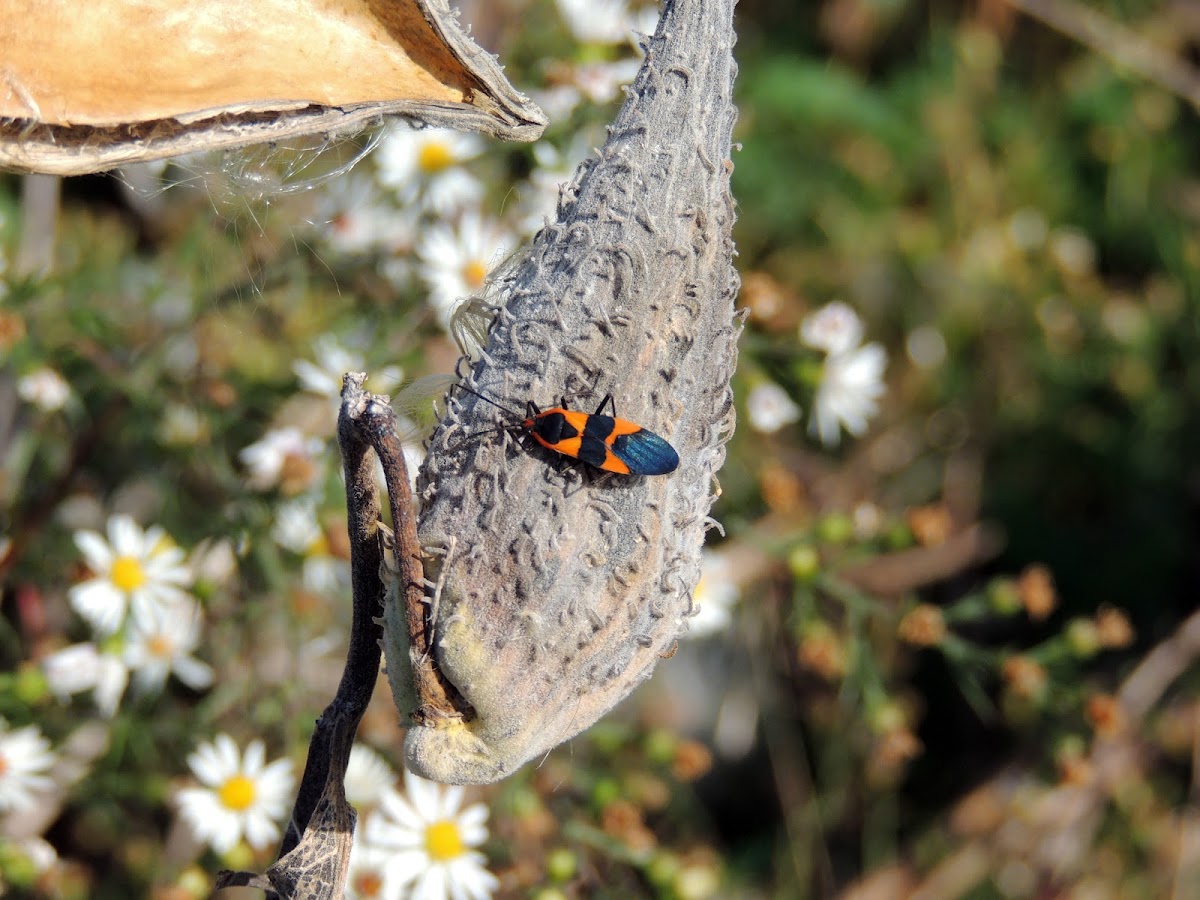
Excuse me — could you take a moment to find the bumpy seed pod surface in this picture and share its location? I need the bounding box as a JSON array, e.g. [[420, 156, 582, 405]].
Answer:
[[386, 0, 741, 785]]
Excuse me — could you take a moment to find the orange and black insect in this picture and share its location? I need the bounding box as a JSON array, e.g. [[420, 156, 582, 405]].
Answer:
[[454, 386, 680, 476]]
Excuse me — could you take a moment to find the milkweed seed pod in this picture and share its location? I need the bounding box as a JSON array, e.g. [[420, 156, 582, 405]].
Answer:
[[384, 0, 741, 785], [0, 0, 546, 175]]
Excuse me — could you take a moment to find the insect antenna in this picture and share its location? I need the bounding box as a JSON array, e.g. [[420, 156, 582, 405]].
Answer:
[[452, 384, 525, 421], [446, 384, 527, 453]]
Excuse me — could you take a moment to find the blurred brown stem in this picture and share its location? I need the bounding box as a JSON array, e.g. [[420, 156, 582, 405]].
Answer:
[[1006, 0, 1200, 111], [17, 173, 58, 277]]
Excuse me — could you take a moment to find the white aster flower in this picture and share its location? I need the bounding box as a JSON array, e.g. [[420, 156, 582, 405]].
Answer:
[[746, 381, 801, 434], [800, 301, 865, 356], [362, 769, 498, 900], [239, 427, 325, 493], [417, 213, 515, 331], [686, 551, 740, 640], [347, 840, 405, 900], [271, 497, 348, 595], [17, 367, 71, 412], [189, 537, 239, 588], [345, 744, 397, 810], [123, 598, 214, 693], [377, 127, 484, 215], [294, 337, 405, 402], [556, 0, 633, 44], [177, 734, 295, 854], [302, 548, 347, 597], [0, 720, 56, 813], [314, 173, 418, 256], [42, 642, 130, 717], [810, 343, 887, 448], [272, 497, 323, 554], [294, 336, 365, 399], [68, 514, 193, 636], [529, 83, 585, 122]]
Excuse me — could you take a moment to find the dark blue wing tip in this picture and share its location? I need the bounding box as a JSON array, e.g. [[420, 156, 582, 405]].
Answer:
[[613, 431, 680, 476]]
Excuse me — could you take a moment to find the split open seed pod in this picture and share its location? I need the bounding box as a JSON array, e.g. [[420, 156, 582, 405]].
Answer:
[[384, 0, 741, 785], [0, 0, 545, 175]]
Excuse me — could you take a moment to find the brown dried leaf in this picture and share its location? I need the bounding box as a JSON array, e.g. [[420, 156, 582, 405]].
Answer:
[[0, 0, 545, 175]]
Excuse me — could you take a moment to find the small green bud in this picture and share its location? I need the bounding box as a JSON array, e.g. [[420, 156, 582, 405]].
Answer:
[[592, 778, 621, 808], [788, 544, 820, 581], [13, 663, 49, 706], [643, 729, 678, 766], [987, 578, 1022, 615], [816, 513, 853, 545], [645, 851, 682, 888], [1066, 618, 1101, 658], [885, 521, 914, 550], [546, 848, 578, 883]]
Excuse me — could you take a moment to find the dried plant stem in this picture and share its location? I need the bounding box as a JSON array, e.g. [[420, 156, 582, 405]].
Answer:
[[357, 381, 470, 725], [274, 375, 388, 857], [219, 374, 439, 898]]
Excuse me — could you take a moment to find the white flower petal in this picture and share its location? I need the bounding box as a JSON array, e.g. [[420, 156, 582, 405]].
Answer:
[[171, 656, 215, 690], [800, 301, 865, 355], [93, 656, 130, 717], [68, 579, 128, 635], [107, 515, 144, 556], [810, 342, 887, 447], [345, 744, 397, 807], [242, 739, 266, 777], [73, 530, 114, 570], [746, 381, 801, 434], [437, 784, 465, 820], [213, 734, 243, 777], [0, 723, 57, 813], [242, 808, 282, 850]]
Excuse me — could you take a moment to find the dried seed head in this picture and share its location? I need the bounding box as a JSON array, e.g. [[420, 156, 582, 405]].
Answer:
[[384, 0, 741, 784]]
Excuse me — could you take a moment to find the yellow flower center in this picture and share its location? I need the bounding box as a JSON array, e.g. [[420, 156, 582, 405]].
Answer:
[[462, 259, 488, 291], [307, 532, 330, 559], [353, 871, 383, 897], [147, 633, 175, 659], [218, 774, 257, 812], [110, 555, 147, 592], [0, 753, 9, 778], [418, 142, 455, 174], [424, 820, 466, 861]]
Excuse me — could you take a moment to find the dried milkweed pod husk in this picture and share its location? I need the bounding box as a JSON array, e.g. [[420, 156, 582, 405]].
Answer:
[[0, 0, 545, 175], [383, 0, 741, 785]]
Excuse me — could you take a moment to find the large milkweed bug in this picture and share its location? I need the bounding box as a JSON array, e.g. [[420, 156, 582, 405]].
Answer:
[[453, 386, 680, 476]]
